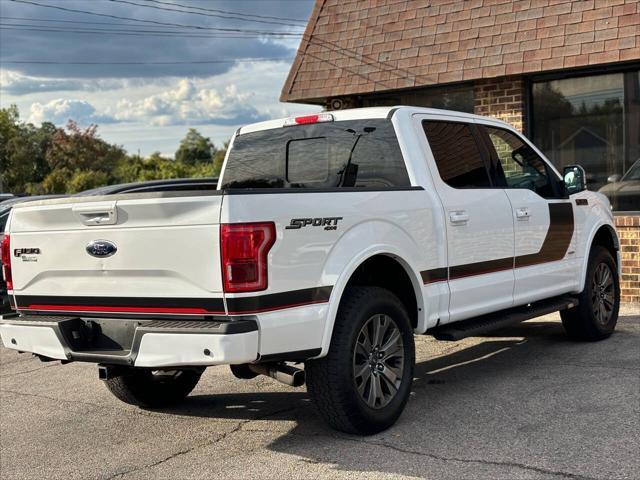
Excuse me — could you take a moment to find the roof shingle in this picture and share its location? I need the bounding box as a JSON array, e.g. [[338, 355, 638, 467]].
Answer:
[[281, 0, 640, 103]]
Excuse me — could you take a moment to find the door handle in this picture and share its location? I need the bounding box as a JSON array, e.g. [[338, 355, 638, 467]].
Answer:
[[515, 208, 530, 220], [449, 211, 469, 225], [72, 203, 118, 226]]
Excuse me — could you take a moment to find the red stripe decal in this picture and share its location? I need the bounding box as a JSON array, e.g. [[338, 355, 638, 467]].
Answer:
[[21, 305, 223, 315]]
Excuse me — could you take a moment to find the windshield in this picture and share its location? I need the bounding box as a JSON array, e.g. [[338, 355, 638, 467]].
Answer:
[[221, 119, 410, 189], [622, 160, 640, 181]]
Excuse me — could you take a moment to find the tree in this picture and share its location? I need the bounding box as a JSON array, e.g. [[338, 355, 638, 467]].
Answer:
[[174, 128, 216, 165], [46, 121, 125, 173], [212, 140, 228, 177], [2, 106, 228, 195], [0, 105, 56, 194]]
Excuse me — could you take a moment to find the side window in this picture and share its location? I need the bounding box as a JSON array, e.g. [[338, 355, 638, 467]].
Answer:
[[422, 121, 491, 188], [484, 126, 558, 198]]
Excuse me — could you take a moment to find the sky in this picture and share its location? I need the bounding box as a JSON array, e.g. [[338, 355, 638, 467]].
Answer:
[[0, 0, 320, 157]]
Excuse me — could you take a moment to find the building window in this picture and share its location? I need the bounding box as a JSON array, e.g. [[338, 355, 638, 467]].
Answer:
[[531, 70, 640, 212], [363, 84, 474, 113]]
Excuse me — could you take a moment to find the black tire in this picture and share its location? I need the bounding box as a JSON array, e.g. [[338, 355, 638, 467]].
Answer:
[[305, 286, 415, 435], [561, 246, 620, 341], [104, 367, 203, 408]]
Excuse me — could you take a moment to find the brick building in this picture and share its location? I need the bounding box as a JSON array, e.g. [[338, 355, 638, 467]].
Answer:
[[281, 0, 640, 302]]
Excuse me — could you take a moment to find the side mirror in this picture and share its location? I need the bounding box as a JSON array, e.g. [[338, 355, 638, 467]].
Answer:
[[607, 174, 622, 183], [563, 165, 587, 195]]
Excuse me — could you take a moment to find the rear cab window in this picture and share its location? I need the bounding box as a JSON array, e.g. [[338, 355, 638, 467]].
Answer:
[[221, 119, 411, 189]]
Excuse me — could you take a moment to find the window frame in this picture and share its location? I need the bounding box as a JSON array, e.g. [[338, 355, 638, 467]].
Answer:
[[528, 66, 640, 213], [421, 119, 497, 190], [476, 124, 567, 199]]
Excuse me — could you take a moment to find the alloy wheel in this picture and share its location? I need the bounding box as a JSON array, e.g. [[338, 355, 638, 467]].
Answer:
[[591, 262, 615, 326], [352, 314, 405, 409]]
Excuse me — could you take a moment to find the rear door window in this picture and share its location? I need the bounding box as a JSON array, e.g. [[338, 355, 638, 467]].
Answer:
[[221, 119, 411, 189], [422, 121, 492, 188]]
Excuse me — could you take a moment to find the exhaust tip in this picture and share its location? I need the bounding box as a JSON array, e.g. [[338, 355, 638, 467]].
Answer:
[[290, 369, 305, 388]]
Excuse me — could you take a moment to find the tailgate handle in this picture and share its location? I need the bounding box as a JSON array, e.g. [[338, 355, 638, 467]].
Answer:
[[73, 204, 118, 226]]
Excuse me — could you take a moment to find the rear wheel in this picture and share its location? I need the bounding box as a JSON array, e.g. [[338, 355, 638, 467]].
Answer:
[[104, 367, 203, 408], [305, 286, 415, 435], [561, 246, 620, 341]]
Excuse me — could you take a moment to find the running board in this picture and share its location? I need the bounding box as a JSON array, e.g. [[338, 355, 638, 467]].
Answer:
[[430, 295, 579, 341]]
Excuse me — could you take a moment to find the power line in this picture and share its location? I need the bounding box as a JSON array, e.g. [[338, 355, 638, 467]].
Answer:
[[107, 0, 306, 28], [0, 16, 195, 28], [0, 24, 302, 38], [1, 58, 293, 65], [136, 0, 307, 24], [8, 0, 304, 35], [4, 0, 423, 89]]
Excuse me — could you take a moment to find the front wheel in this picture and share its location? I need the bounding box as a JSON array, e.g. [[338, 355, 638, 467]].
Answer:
[[104, 367, 203, 408], [561, 246, 620, 341], [305, 286, 415, 435]]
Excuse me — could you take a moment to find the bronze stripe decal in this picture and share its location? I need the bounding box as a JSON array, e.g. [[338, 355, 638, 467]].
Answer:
[[515, 203, 574, 268], [225, 286, 333, 314], [575, 199, 588, 206], [421, 268, 448, 284], [421, 203, 574, 283], [449, 256, 513, 279]]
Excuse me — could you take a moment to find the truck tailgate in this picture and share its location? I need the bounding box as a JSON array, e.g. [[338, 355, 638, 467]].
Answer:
[[7, 193, 225, 315]]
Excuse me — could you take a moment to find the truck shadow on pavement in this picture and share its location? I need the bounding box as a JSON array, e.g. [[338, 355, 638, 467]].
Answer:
[[158, 317, 638, 478]]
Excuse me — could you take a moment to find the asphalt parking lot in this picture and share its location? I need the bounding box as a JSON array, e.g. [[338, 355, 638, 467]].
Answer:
[[1, 305, 638, 480]]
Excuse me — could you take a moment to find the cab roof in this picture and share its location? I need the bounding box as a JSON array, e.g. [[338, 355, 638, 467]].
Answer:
[[238, 106, 513, 135]]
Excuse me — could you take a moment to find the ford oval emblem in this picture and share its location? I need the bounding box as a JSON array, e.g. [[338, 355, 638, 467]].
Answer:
[[86, 240, 117, 258]]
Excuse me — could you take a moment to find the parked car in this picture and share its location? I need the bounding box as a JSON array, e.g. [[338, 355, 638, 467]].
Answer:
[[0, 194, 15, 203], [598, 159, 640, 211], [0, 107, 620, 435], [79, 177, 219, 196]]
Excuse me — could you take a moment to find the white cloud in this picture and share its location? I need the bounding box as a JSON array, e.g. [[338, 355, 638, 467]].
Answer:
[[112, 79, 269, 126], [0, 70, 136, 96], [28, 99, 115, 125]]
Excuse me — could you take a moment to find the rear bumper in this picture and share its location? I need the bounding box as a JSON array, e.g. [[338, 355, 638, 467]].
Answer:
[[0, 314, 259, 368]]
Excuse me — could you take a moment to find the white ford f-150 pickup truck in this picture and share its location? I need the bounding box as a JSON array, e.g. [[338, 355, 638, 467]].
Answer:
[[0, 107, 620, 435]]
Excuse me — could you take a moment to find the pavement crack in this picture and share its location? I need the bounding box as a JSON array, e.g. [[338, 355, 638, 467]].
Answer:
[[0, 363, 58, 378], [339, 437, 599, 480], [2, 388, 108, 410], [103, 402, 311, 479], [1, 388, 161, 419]]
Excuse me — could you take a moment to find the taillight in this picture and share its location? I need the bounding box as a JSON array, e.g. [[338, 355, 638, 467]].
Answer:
[[1, 234, 12, 290], [221, 222, 275, 293]]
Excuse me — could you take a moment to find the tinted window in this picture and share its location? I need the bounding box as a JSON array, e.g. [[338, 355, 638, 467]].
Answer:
[[484, 126, 557, 198], [287, 138, 329, 184], [221, 119, 410, 189], [423, 121, 491, 188]]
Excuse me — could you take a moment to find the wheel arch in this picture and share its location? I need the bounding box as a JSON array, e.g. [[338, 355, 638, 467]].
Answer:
[[318, 248, 425, 358], [580, 223, 620, 291]]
